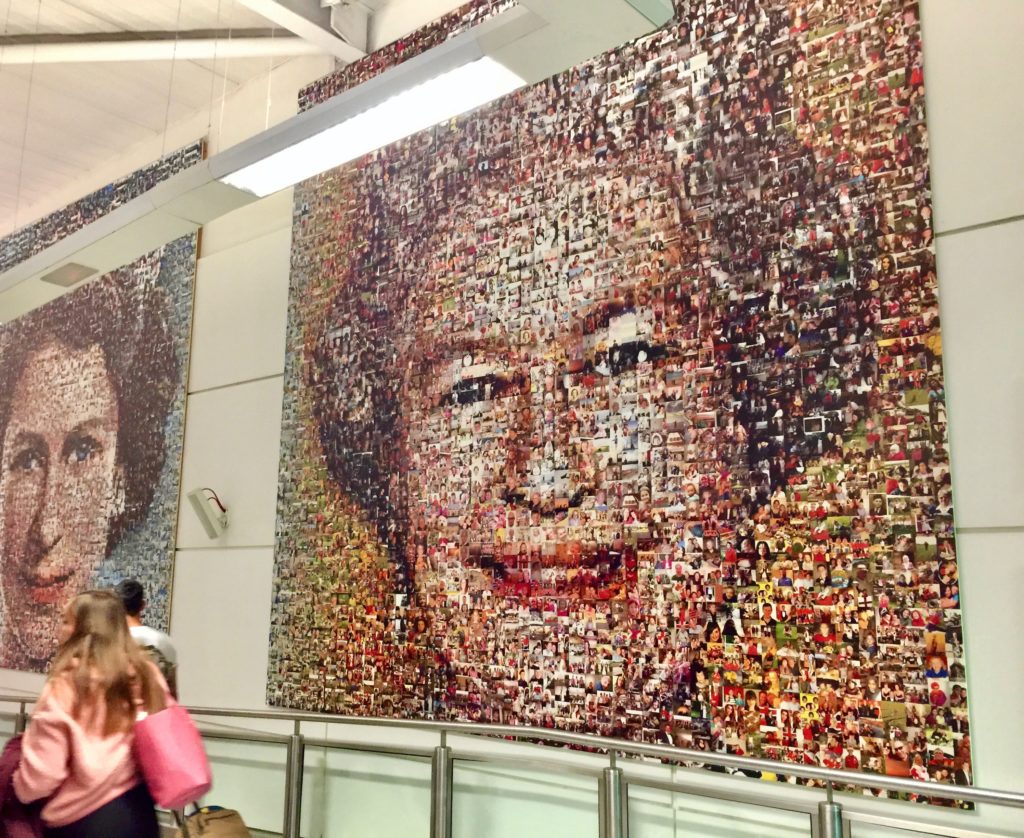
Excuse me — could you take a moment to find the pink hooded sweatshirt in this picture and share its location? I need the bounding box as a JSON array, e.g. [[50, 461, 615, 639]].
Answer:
[[13, 663, 168, 827]]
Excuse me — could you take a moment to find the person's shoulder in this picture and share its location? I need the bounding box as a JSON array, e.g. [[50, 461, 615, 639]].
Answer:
[[131, 625, 178, 662], [130, 624, 162, 644], [35, 670, 79, 716]]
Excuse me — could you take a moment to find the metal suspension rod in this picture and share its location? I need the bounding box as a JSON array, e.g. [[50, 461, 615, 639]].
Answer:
[[283, 728, 305, 838], [599, 763, 628, 838], [431, 738, 455, 838]]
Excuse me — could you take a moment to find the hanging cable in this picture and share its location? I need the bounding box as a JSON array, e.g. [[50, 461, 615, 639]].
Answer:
[[206, 0, 225, 146], [160, 0, 185, 159], [10, 0, 42, 236], [201, 488, 228, 513], [217, 0, 236, 151]]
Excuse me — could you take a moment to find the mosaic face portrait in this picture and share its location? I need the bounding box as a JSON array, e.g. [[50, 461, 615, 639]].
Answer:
[[271, 0, 972, 795], [0, 237, 194, 671]]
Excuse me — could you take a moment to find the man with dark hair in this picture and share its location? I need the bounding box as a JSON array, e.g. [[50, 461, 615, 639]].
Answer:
[[116, 578, 178, 697]]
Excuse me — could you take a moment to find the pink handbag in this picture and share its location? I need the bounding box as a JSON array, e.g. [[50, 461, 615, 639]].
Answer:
[[133, 699, 213, 809]]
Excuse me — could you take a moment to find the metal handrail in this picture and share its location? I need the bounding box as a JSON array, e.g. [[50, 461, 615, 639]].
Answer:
[[0, 691, 1016, 809], [177, 703, 1021, 809], [0, 691, 1019, 838]]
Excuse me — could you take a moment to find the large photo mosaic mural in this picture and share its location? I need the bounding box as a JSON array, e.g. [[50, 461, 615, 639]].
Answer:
[[0, 236, 195, 672], [271, 0, 971, 793]]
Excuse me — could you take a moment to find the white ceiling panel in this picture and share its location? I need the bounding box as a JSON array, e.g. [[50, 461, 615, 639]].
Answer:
[[0, 140, 83, 173], [2, 65, 167, 133], [2, 0, 277, 36], [190, 54, 293, 86], [0, 0, 412, 235]]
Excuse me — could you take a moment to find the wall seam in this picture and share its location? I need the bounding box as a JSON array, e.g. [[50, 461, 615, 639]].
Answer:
[[188, 371, 283, 396], [175, 545, 274, 551], [955, 525, 1024, 534], [935, 213, 1024, 239]]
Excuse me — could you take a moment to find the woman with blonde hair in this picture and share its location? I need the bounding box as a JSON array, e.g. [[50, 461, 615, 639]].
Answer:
[[13, 590, 170, 836]]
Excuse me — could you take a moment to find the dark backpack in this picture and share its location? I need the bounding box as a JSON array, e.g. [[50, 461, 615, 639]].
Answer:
[[139, 643, 178, 699]]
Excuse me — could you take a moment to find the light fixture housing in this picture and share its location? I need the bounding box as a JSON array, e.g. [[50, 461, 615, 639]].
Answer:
[[210, 6, 543, 197], [219, 55, 526, 197], [186, 488, 229, 540], [211, 0, 675, 196]]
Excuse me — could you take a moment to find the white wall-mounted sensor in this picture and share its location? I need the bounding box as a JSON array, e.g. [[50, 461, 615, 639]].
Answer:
[[186, 488, 228, 539]]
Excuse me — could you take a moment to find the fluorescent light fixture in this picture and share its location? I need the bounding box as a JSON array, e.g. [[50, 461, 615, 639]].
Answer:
[[221, 56, 525, 197]]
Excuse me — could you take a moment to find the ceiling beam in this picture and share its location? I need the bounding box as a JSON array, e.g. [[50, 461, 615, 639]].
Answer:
[[236, 0, 367, 63], [0, 28, 283, 45], [368, 0, 472, 52]]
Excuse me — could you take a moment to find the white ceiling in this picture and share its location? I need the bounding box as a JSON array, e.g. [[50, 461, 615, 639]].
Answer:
[[0, 0, 274, 37], [0, 0, 342, 234], [0, 0, 466, 238]]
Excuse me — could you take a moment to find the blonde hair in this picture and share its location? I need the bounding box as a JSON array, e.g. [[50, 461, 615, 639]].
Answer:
[[50, 590, 166, 735]]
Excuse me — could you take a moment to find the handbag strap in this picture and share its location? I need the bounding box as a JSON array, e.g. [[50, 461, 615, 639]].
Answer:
[[173, 804, 202, 838]]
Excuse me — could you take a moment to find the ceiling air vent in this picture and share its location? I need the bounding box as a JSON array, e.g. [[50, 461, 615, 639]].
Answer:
[[40, 262, 97, 287]]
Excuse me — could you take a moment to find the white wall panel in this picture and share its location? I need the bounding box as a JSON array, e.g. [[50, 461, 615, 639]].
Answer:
[[453, 763, 599, 838], [189, 226, 291, 391], [956, 530, 1024, 803], [175, 376, 283, 549], [935, 219, 1024, 529], [369, 0, 467, 50], [921, 0, 1024, 233], [170, 547, 274, 709], [213, 55, 334, 154], [200, 188, 295, 258], [319, 749, 432, 838]]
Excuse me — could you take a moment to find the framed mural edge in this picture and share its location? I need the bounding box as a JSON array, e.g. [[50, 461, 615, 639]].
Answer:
[[0, 173, 201, 671], [0, 140, 206, 276], [271, 0, 972, 804]]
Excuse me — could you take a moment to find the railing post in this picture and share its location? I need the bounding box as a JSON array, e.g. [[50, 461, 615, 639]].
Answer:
[[599, 753, 628, 838], [817, 783, 843, 838], [14, 702, 27, 735], [430, 733, 454, 838], [283, 722, 305, 838]]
